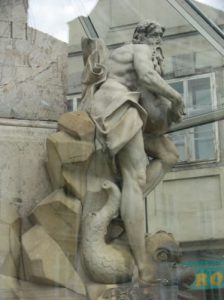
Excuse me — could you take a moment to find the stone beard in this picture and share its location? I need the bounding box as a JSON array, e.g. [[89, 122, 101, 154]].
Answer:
[[152, 46, 165, 76]]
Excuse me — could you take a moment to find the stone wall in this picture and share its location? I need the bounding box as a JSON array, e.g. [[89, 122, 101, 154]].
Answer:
[[0, 0, 67, 120], [0, 123, 55, 217], [0, 0, 67, 218]]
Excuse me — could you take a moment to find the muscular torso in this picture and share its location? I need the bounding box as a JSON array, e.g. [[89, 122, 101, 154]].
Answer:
[[106, 44, 138, 91], [106, 44, 171, 134]]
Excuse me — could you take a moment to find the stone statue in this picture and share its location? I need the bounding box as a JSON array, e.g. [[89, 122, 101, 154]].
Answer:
[[79, 20, 185, 284], [16, 20, 195, 300]]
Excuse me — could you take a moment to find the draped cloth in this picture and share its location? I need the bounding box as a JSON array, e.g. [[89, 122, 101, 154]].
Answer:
[[79, 38, 147, 155]]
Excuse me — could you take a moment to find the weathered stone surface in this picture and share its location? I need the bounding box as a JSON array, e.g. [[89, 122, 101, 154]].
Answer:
[[0, 202, 21, 277], [0, 41, 67, 119], [58, 111, 95, 142], [47, 131, 94, 197], [13, 21, 26, 39], [18, 281, 86, 300], [22, 225, 86, 296], [29, 189, 82, 265], [86, 283, 119, 300], [0, 21, 10, 38], [0, 0, 27, 22], [0, 2, 67, 121], [86, 282, 160, 300], [63, 161, 89, 202], [46, 136, 64, 190], [0, 274, 86, 300], [0, 274, 19, 299], [0, 125, 55, 218], [47, 131, 94, 164]]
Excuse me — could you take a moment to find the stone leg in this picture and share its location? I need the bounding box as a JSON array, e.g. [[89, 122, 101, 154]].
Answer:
[[143, 134, 179, 197], [117, 130, 154, 283]]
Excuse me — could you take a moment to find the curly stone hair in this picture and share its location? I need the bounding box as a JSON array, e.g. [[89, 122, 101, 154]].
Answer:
[[132, 20, 165, 44]]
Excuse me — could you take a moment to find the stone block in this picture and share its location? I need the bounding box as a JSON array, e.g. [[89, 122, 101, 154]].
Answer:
[[86, 283, 119, 300], [47, 131, 94, 198], [29, 189, 82, 265], [16, 66, 32, 82], [0, 274, 86, 300], [12, 22, 26, 39], [0, 29, 67, 121], [0, 38, 9, 52], [47, 131, 95, 164], [86, 282, 142, 300], [1, 64, 16, 84], [0, 21, 10, 38], [63, 161, 89, 202], [22, 225, 86, 296], [0, 202, 21, 277], [11, 0, 28, 23], [0, 274, 19, 299], [58, 111, 95, 142], [0, 125, 54, 218], [19, 280, 87, 300], [46, 135, 64, 190]]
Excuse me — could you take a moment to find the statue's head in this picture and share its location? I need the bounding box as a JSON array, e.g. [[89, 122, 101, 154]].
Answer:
[[145, 231, 195, 294], [132, 20, 165, 45]]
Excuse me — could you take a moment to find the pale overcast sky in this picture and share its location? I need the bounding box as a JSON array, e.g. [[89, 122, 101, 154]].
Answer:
[[28, 0, 223, 43], [28, 0, 98, 42], [196, 0, 224, 11]]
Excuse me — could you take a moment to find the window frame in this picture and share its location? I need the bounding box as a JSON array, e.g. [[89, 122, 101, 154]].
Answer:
[[168, 73, 219, 164], [66, 94, 81, 112]]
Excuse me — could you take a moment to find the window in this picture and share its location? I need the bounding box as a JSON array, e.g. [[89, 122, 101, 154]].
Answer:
[[66, 95, 81, 112], [169, 74, 218, 163]]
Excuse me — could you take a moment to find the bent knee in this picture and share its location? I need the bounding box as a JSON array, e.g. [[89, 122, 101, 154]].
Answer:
[[134, 169, 146, 188]]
